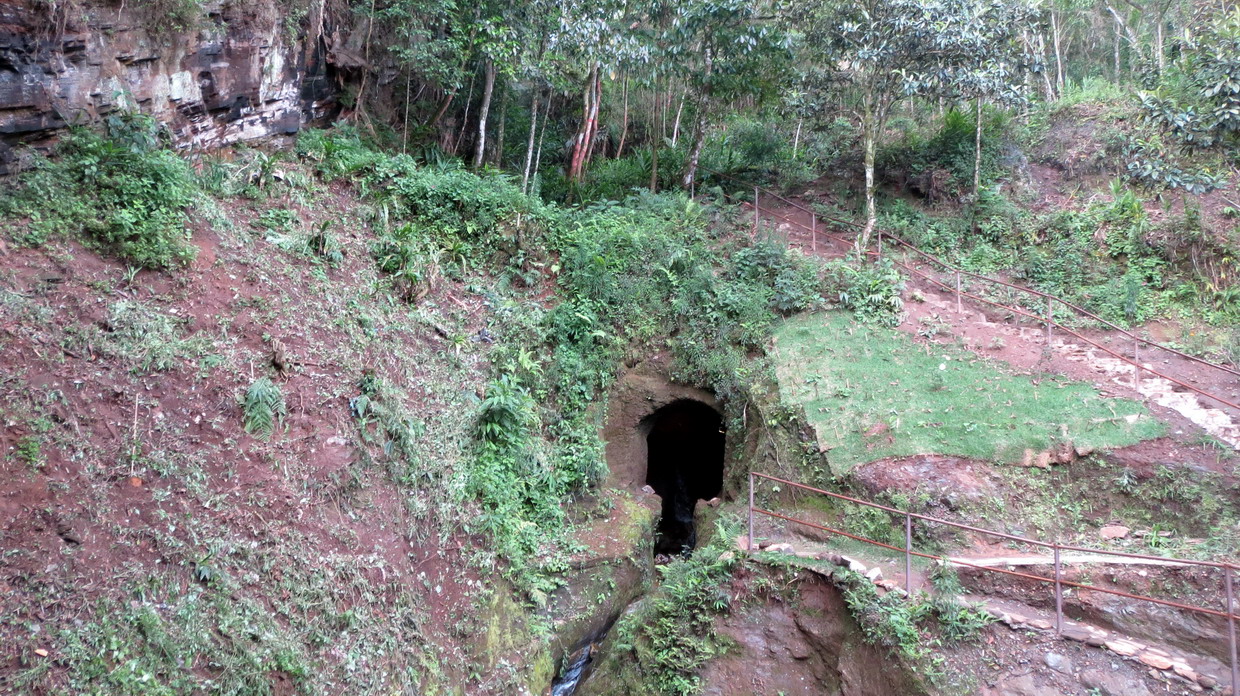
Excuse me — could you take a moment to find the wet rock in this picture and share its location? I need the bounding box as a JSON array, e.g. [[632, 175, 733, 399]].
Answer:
[[1080, 668, 1154, 696], [1137, 653, 1173, 670], [851, 454, 999, 511]]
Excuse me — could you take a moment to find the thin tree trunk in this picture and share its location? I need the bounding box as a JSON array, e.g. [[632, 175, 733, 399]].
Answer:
[[671, 90, 686, 147], [492, 81, 508, 167], [681, 49, 712, 190], [453, 71, 477, 157], [567, 66, 596, 181], [650, 77, 661, 192], [532, 91, 551, 192], [973, 96, 984, 199], [617, 75, 630, 158], [792, 117, 802, 159], [472, 59, 496, 169], [1051, 10, 1066, 94], [1155, 19, 1165, 73], [522, 86, 541, 194], [860, 94, 877, 254], [582, 71, 603, 171], [1114, 15, 1122, 79], [427, 92, 454, 127]]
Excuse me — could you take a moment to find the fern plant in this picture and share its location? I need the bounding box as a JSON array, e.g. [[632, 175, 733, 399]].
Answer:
[[242, 377, 286, 440]]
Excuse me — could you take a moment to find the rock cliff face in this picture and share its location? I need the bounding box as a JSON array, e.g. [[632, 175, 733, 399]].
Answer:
[[0, 0, 338, 171]]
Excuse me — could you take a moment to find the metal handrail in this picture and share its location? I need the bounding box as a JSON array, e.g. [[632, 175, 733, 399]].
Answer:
[[700, 165, 1240, 380], [746, 471, 1240, 689]]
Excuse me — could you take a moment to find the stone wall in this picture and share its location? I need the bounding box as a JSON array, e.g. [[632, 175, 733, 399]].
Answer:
[[0, 0, 339, 171]]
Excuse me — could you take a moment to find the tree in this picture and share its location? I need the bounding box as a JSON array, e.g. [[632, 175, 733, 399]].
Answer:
[[791, 0, 1017, 251]]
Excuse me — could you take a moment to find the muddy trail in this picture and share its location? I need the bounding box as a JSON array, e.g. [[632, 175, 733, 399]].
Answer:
[[753, 190, 1240, 457]]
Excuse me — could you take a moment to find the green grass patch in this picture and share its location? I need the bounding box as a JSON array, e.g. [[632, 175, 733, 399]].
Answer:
[[773, 312, 1163, 471]]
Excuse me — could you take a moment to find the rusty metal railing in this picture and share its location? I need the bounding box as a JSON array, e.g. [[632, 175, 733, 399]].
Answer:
[[746, 471, 1239, 688], [699, 166, 1240, 418]]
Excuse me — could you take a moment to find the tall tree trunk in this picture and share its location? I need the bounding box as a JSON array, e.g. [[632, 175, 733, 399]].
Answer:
[[681, 49, 712, 190], [472, 59, 496, 169], [567, 65, 597, 181], [453, 71, 477, 157], [582, 71, 603, 171], [860, 94, 877, 255], [522, 86, 542, 194], [1051, 10, 1066, 94], [973, 96, 983, 199], [792, 117, 802, 159], [532, 91, 551, 192], [650, 77, 661, 192], [426, 92, 454, 127], [671, 90, 686, 147], [617, 75, 630, 158], [492, 81, 508, 167], [1155, 19, 1165, 73], [1114, 15, 1122, 79]]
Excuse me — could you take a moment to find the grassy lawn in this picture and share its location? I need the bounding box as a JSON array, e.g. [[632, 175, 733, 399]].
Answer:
[[773, 312, 1164, 472]]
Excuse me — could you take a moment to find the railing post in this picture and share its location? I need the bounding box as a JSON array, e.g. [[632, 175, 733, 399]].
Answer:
[[748, 472, 755, 552], [955, 271, 962, 314], [904, 512, 913, 596], [1134, 338, 1141, 389], [1227, 564, 1238, 694], [753, 187, 759, 237], [811, 214, 817, 254], [1045, 296, 1054, 345], [1054, 543, 1063, 636]]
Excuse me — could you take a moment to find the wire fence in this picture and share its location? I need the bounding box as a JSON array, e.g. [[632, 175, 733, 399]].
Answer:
[[746, 471, 1240, 689]]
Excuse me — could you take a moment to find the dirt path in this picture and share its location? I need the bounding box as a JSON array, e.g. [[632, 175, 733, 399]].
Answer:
[[754, 191, 1240, 452]]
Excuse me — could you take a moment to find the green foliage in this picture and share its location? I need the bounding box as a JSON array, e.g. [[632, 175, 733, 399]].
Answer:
[[2, 113, 198, 268], [241, 378, 287, 440], [880, 108, 1009, 199], [774, 311, 1163, 471], [826, 258, 906, 327], [611, 524, 739, 695], [371, 222, 442, 302]]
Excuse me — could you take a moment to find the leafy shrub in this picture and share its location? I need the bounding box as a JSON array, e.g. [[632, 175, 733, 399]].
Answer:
[[242, 378, 286, 440], [371, 222, 442, 302], [828, 259, 906, 326], [3, 113, 198, 268]]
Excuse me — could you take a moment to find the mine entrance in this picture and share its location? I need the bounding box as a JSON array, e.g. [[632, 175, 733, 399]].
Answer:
[[644, 400, 725, 556]]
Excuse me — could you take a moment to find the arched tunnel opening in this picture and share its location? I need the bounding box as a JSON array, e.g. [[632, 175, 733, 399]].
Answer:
[[644, 400, 725, 556]]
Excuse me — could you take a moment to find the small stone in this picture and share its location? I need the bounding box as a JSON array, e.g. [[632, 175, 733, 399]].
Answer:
[[718, 551, 735, 563], [766, 543, 795, 554], [34, 649, 48, 657], [1138, 653, 1174, 670], [1044, 652, 1073, 675], [1099, 525, 1130, 540], [640, 485, 656, 495], [1005, 612, 1028, 624], [847, 560, 867, 574], [1028, 619, 1052, 630], [1197, 674, 1217, 688], [865, 567, 883, 582]]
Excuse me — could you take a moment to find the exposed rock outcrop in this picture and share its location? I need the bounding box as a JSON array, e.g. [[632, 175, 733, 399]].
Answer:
[[0, 0, 339, 171]]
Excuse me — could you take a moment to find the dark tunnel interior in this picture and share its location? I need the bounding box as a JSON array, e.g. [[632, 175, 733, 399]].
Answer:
[[644, 400, 725, 556]]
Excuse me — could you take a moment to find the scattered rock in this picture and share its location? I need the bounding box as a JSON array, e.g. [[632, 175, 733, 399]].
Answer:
[[1099, 525, 1130, 540], [1104, 639, 1144, 656], [718, 551, 735, 563], [766, 543, 795, 554], [865, 567, 883, 582], [640, 485, 656, 495], [1044, 652, 1073, 675], [33, 649, 48, 657], [1080, 668, 1154, 696], [1137, 653, 1173, 670]]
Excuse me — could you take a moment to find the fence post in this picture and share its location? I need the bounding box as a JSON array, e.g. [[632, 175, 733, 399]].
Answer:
[[811, 214, 817, 254], [748, 472, 755, 552], [1134, 338, 1141, 390], [1227, 564, 1238, 694], [1054, 543, 1063, 636], [955, 271, 963, 314], [904, 512, 913, 596], [753, 187, 759, 237], [1045, 296, 1054, 345]]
